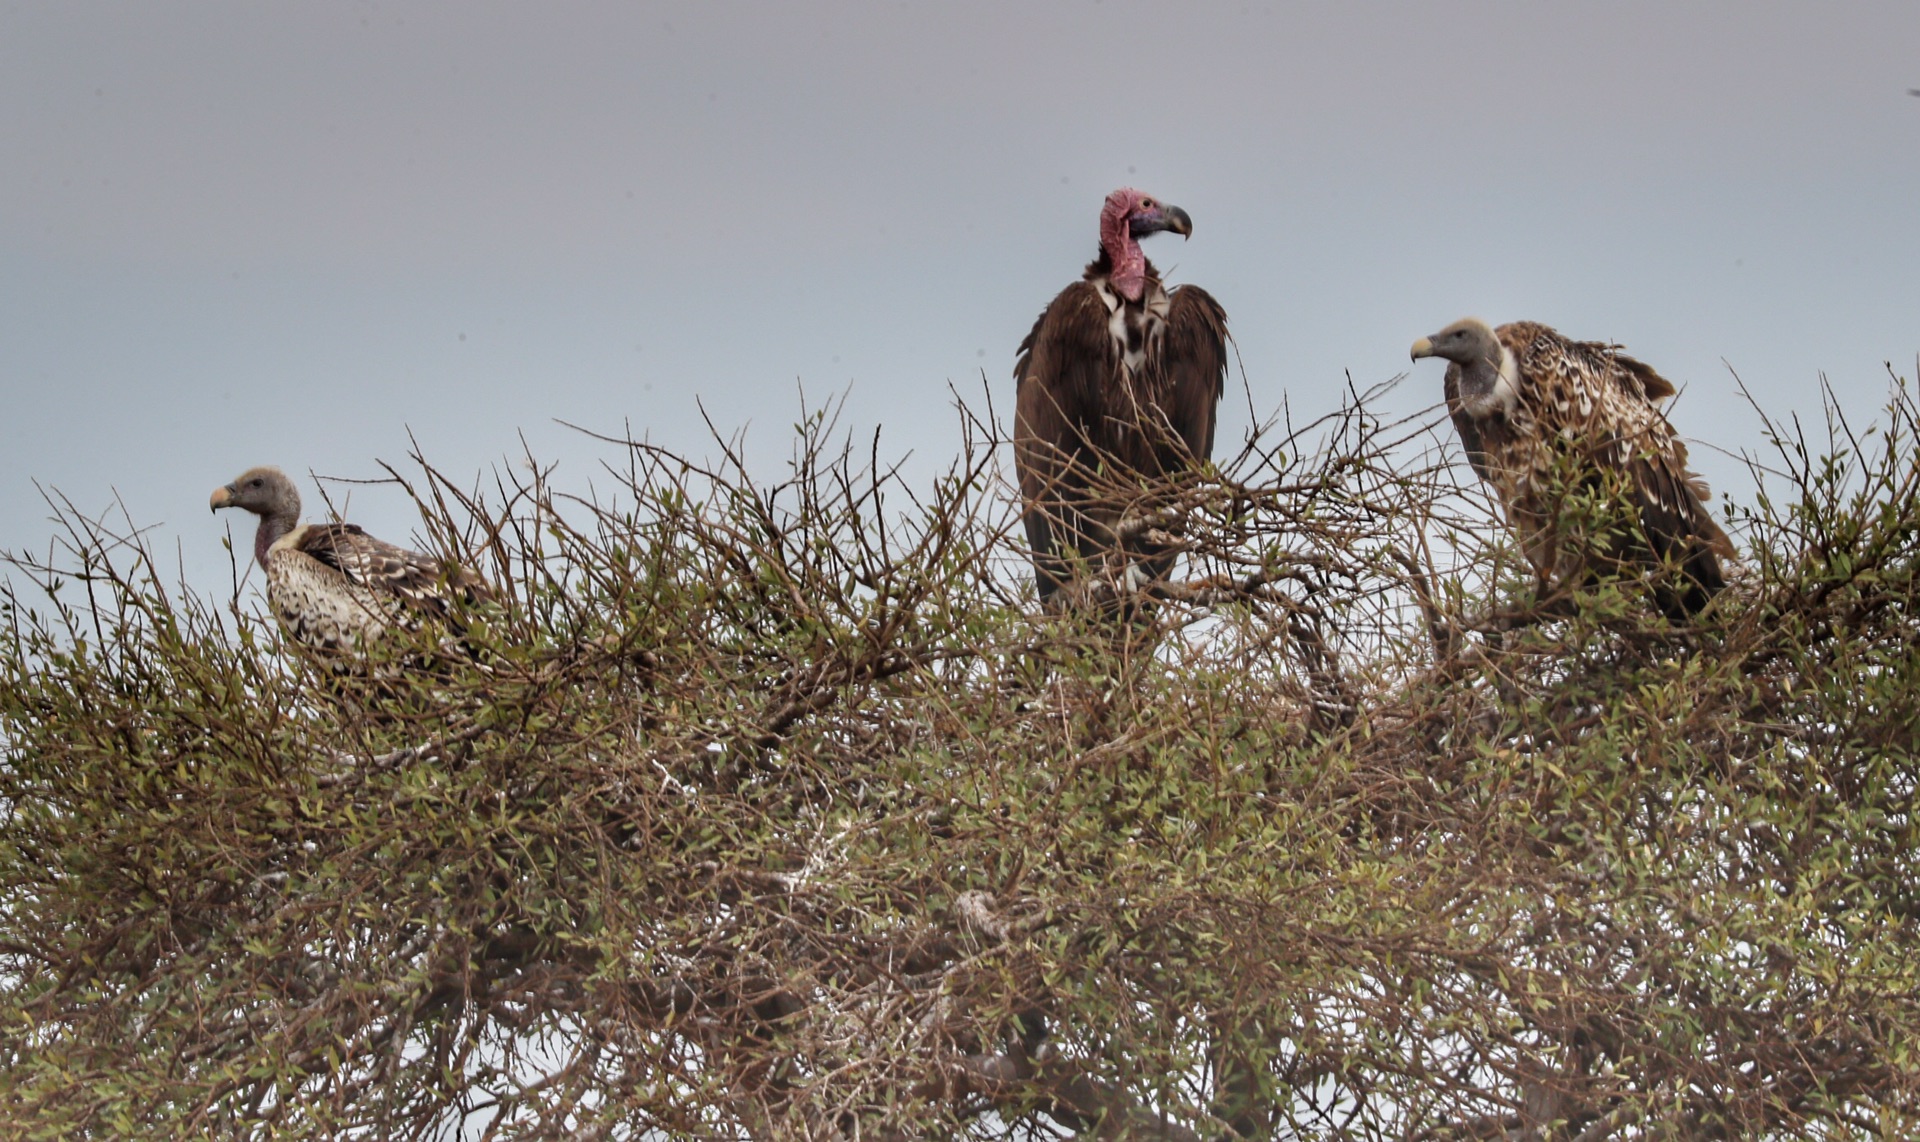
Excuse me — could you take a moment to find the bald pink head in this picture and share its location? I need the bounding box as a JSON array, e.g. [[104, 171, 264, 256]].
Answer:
[[1097, 188, 1194, 302]]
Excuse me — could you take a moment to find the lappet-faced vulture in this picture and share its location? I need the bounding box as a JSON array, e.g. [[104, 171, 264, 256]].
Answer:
[[1013, 187, 1230, 606], [1411, 318, 1735, 618], [211, 466, 495, 652]]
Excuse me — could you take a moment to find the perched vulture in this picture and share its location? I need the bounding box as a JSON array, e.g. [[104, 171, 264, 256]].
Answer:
[[1411, 318, 1735, 618], [1014, 187, 1230, 605], [210, 466, 494, 652]]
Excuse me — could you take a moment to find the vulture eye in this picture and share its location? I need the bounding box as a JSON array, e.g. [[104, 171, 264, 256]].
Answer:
[[249, 478, 263, 487]]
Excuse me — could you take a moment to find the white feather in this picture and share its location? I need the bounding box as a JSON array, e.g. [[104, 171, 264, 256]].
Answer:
[[1492, 343, 1521, 419]]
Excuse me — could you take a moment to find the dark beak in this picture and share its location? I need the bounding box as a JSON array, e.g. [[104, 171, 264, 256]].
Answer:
[[1130, 203, 1193, 240]]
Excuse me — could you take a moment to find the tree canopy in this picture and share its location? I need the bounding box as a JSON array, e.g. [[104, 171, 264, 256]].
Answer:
[[2, 379, 1918, 1139]]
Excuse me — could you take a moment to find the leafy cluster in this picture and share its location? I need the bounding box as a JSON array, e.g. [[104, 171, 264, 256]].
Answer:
[[1, 379, 1918, 1140]]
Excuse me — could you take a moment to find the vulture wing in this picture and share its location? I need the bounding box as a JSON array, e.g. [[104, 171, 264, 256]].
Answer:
[[1119, 283, 1231, 594], [1014, 282, 1123, 602], [1157, 285, 1230, 467], [1507, 326, 1734, 613], [1595, 342, 1677, 403], [296, 523, 493, 622]]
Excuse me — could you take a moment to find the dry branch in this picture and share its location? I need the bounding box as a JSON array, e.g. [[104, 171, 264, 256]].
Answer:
[[1, 380, 1919, 1138]]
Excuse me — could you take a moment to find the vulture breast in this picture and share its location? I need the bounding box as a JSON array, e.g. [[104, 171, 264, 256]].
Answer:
[[265, 532, 407, 651]]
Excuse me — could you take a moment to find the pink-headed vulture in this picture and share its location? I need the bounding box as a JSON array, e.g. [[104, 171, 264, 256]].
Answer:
[[1013, 187, 1230, 607]]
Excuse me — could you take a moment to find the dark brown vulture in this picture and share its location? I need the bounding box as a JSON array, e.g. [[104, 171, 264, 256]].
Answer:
[[1411, 318, 1736, 618], [1014, 187, 1230, 606], [210, 466, 495, 652]]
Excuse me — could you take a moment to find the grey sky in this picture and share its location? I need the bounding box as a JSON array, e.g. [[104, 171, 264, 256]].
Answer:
[[3, 1, 1916, 596]]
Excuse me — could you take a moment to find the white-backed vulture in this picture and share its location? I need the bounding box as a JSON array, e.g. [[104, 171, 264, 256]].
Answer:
[[1411, 318, 1735, 617], [211, 466, 494, 652]]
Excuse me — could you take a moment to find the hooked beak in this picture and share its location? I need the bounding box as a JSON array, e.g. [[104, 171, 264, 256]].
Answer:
[[1409, 336, 1436, 361], [210, 485, 235, 512], [1130, 203, 1193, 240]]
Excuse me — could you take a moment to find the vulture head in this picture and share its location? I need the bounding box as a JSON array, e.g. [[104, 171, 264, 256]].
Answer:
[[211, 466, 302, 569], [1410, 317, 1499, 367], [1412, 317, 1517, 420], [1099, 187, 1193, 302]]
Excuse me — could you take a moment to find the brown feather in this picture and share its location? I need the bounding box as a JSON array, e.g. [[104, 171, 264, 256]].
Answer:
[[1014, 254, 1229, 603], [295, 523, 495, 620], [214, 465, 496, 655], [263, 522, 493, 653], [1443, 321, 1732, 618]]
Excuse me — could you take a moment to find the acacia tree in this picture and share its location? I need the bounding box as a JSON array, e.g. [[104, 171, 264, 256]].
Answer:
[[1, 378, 1918, 1139]]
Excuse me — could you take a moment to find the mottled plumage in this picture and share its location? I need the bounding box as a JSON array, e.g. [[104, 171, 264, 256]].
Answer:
[[1014, 188, 1230, 605], [211, 466, 494, 652], [1412, 318, 1735, 617]]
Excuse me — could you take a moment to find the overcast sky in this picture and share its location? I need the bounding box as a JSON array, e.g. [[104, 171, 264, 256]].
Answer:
[[2, 1, 1916, 598]]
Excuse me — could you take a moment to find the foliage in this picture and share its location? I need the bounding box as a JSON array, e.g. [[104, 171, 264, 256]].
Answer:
[[1, 378, 1918, 1140]]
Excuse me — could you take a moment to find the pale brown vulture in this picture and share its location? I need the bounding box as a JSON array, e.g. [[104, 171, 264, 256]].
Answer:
[[1014, 188, 1230, 606], [210, 466, 495, 652], [1411, 318, 1735, 617]]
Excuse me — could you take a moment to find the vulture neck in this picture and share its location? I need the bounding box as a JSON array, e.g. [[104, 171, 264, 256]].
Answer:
[[1096, 216, 1150, 302], [1454, 344, 1522, 421], [1087, 246, 1157, 306], [253, 508, 299, 571]]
